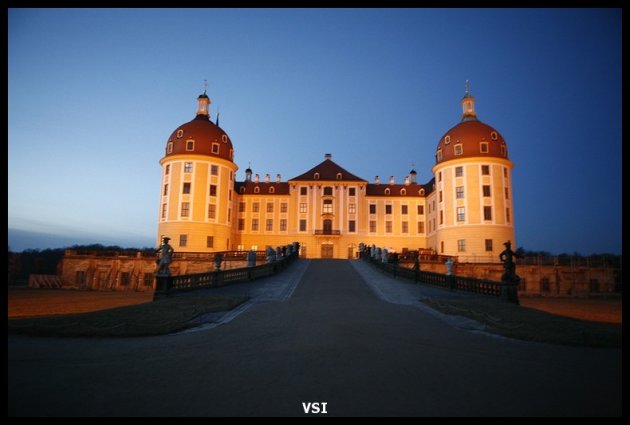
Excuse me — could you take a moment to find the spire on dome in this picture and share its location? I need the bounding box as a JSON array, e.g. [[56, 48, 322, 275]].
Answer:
[[196, 80, 211, 118], [460, 80, 478, 122]]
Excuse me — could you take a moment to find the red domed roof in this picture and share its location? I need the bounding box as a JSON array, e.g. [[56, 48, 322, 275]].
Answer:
[[435, 119, 508, 164], [164, 114, 234, 162]]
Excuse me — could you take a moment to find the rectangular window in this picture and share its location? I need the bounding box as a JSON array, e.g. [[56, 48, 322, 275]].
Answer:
[[348, 220, 356, 232], [208, 204, 216, 219], [501, 145, 506, 157], [401, 205, 408, 215], [481, 165, 490, 175], [485, 239, 493, 252], [369, 204, 376, 214], [143, 273, 154, 287], [266, 202, 274, 213], [480, 142, 489, 153], [186, 140, 194, 151], [281, 202, 288, 213], [454, 144, 463, 155], [120, 272, 130, 286], [417, 221, 424, 233], [349, 188, 356, 196], [211, 143, 220, 154], [438, 171, 442, 182], [299, 219, 307, 232], [402, 221, 408, 233], [165, 164, 170, 175], [439, 210, 443, 225], [227, 208, 231, 222], [211, 165, 218, 175], [179, 234, 188, 247], [238, 218, 245, 231], [300, 187, 307, 196], [323, 200, 333, 214], [417, 205, 424, 215], [506, 207, 511, 223], [456, 186, 464, 199], [280, 219, 287, 231], [348, 203, 356, 214], [207, 236, 214, 248], [439, 191, 443, 202], [181, 202, 190, 217], [483, 185, 491, 197], [440, 241, 444, 253], [183, 182, 191, 194], [505, 187, 509, 199], [385, 221, 392, 233], [239, 202, 246, 213], [163, 184, 168, 196], [455, 166, 463, 177], [253, 202, 260, 213], [300, 203, 307, 213], [385, 205, 392, 215], [229, 190, 232, 201], [209, 184, 217, 196], [369, 220, 377, 233], [437, 150, 442, 161], [251, 219, 259, 231], [457, 207, 465, 222], [457, 239, 466, 252], [266, 219, 273, 231], [504, 167, 508, 178], [484, 206, 492, 220], [184, 162, 193, 173], [161, 203, 167, 219]]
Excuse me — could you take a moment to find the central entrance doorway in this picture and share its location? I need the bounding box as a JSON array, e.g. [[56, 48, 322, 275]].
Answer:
[[321, 243, 334, 258]]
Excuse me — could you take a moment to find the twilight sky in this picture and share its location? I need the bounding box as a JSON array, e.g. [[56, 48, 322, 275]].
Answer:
[[8, 8, 621, 254]]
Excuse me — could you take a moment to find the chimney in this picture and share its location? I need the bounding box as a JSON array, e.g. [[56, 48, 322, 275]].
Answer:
[[404, 176, 410, 186], [265, 174, 270, 183], [389, 176, 395, 185], [374, 176, 380, 185], [324, 153, 332, 160], [254, 174, 259, 183], [276, 174, 281, 183]]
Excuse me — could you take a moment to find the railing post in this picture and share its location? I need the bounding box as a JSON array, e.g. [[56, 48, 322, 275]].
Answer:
[[153, 274, 171, 301]]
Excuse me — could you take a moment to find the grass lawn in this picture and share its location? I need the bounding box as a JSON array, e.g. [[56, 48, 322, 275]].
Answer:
[[7, 294, 249, 338], [421, 297, 621, 348]]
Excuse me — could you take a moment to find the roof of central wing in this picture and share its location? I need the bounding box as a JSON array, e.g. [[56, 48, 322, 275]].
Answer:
[[289, 158, 367, 182]]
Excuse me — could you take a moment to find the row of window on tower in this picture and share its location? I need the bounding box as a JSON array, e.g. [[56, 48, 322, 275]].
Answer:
[[164, 163, 233, 178], [436, 143, 507, 161]]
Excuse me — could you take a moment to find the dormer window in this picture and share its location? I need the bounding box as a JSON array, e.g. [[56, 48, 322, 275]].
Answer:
[[177, 129, 184, 138], [437, 149, 443, 161], [212, 143, 220, 154], [186, 140, 194, 151], [222, 135, 228, 143], [314, 172, 320, 180], [400, 188, 406, 196], [254, 186, 260, 194], [480, 142, 489, 153], [501, 144, 507, 157], [419, 188, 425, 196], [491, 131, 498, 140], [384, 188, 391, 195], [269, 186, 275, 194], [454, 144, 463, 156], [336, 173, 342, 180], [239, 186, 245, 194], [167, 142, 173, 154], [444, 135, 451, 144]]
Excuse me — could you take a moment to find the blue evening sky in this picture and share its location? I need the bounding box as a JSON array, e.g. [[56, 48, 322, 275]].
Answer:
[[8, 8, 622, 254]]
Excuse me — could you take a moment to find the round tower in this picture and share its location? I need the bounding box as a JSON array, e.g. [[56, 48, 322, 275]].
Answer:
[[157, 88, 238, 252], [431, 82, 515, 262]]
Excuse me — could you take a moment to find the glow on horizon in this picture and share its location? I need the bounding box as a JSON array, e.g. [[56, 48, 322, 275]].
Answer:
[[8, 8, 621, 254]]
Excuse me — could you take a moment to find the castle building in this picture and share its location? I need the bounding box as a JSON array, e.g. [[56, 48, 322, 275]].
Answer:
[[157, 84, 515, 261]]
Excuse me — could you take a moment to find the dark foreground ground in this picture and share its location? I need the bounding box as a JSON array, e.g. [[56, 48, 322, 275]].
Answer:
[[8, 260, 622, 416]]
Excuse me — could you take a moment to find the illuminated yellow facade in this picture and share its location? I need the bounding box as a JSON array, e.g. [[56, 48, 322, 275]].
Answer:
[[157, 86, 515, 262]]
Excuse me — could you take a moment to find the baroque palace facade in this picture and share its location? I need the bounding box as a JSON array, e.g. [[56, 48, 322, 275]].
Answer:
[[158, 85, 515, 261]]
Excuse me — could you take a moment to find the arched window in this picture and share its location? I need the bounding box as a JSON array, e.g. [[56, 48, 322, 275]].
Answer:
[[314, 172, 320, 180], [336, 173, 342, 180], [254, 186, 260, 194], [269, 186, 275, 194], [444, 135, 451, 144], [222, 134, 228, 143], [176, 129, 184, 138], [400, 188, 406, 196], [419, 188, 425, 196], [239, 186, 245, 194], [384, 188, 391, 195], [491, 131, 498, 140]]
